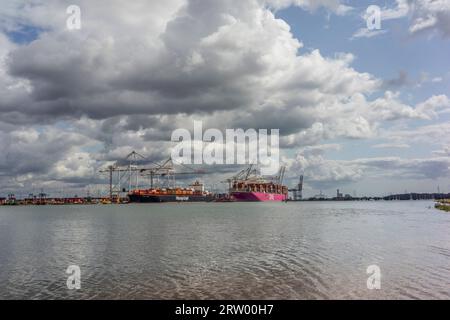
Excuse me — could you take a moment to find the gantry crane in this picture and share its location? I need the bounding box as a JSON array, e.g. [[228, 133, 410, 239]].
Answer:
[[288, 174, 303, 200], [99, 151, 206, 200]]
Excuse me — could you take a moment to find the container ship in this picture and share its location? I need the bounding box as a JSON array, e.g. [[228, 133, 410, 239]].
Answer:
[[227, 165, 288, 202], [128, 181, 214, 202]]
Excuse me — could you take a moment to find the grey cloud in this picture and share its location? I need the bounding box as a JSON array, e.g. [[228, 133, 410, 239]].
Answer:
[[432, 146, 450, 157], [265, 0, 352, 15], [353, 157, 450, 180], [1, 0, 378, 128], [383, 70, 410, 89], [0, 0, 447, 195], [409, 0, 450, 37], [0, 127, 87, 176], [289, 149, 450, 191]]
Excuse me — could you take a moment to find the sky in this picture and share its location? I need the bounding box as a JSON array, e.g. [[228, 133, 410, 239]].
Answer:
[[0, 0, 449, 198]]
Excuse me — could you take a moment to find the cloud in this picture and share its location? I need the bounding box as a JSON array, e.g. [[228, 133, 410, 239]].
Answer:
[[352, 0, 450, 40], [289, 149, 450, 190], [351, 0, 409, 40], [265, 0, 352, 15], [351, 28, 388, 40], [380, 0, 410, 21], [288, 144, 363, 189], [432, 146, 450, 157], [408, 0, 450, 37], [0, 0, 447, 195], [352, 156, 450, 180], [0, 0, 380, 132], [372, 143, 410, 149], [431, 76, 443, 83], [381, 0, 450, 37], [380, 121, 450, 150], [0, 123, 102, 195], [383, 71, 446, 90], [382, 70, 410, 88], [415, 94, 450, 118]]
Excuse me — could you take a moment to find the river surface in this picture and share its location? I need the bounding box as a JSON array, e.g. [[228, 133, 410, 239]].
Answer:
[[0, 201, 449, 299]]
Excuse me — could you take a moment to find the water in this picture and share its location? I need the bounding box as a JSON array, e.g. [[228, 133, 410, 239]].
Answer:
[[0, 201, 449, 299]]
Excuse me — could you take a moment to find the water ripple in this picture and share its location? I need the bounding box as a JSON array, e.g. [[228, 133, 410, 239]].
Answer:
[[0, 201, 449, 299]]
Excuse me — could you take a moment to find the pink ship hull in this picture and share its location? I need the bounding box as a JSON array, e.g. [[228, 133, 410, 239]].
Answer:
[[231, 191, 287, 202]]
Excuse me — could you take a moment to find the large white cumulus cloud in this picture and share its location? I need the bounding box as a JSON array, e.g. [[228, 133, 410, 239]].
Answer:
[[2, 0, 378, 123], [0, 0, 448, 194]]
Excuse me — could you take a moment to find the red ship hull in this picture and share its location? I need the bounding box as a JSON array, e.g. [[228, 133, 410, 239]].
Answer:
[[231, 191, 286, 202]]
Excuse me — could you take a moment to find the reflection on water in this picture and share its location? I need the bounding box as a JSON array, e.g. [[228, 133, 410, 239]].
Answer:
[[0, 201, 449, 299]]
